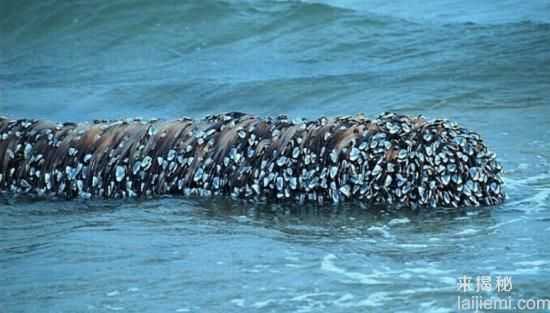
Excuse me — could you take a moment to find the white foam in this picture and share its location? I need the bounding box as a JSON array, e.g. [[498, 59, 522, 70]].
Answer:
[[397, 243, 429, 249], [439, 276, 456, 285], [514, 260, 550, 267], [493, 267, 541, 275], [354, 292, 389, 307], [285, 263, 306, 268], [388, 217, 410, 226], [366, 225, 392, 238], [420, 300, 437, 308], [423, 307, 453, 313], [455, 228, 479, 236], [398, 287, 453, 295], [333, 293, 355, 305], [106, 290, 120, 297], [320, 254, 381, 285], [230, 299, 245, 307], [399, 273, 413, 279], [487, 217, 527, 231], [252, 299, 276, 308], [333, 292, 390, 308], [407, 267, 454, 275], [105, 305, 124, 311], [290, 292, 337, 302]]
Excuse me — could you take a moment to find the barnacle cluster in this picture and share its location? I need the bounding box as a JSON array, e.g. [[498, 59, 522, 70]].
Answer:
[[0, 112, 504, 208]]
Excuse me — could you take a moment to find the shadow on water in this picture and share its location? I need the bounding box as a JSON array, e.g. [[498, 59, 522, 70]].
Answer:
[[0, 192, 500, 239]]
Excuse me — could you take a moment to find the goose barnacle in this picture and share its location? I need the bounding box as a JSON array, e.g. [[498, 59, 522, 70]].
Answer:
[[0, 113, 504, 208]]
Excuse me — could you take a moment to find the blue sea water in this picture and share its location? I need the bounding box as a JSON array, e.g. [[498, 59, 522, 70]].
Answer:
[[1, 0, 550, 312]]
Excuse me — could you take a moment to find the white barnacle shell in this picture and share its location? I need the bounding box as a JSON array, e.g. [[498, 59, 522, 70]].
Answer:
[[133, 161, 141, 175], [92, 176, 99, 187], [251, 183, 260, 194], [238, 130, 246, 139], [384, 175, 392, 188], [441, 174, 451, 186], [44, 173, 51, 190], [65, 166, 77, 180], [167, 149, 176, 162], [339, 185, 351, 198], [193, 167, 204, 182], [330, 166, 338, 179], [370, 140, 378, 149], [372, 164, 383, 177], [76, 180, 84, 192], [423, 132, 433, 142], [289, 177, 297, 190], [148, 126, 157, 136], [276, 176, 284, 191], [277, 156, 287, 167], [211, 177, 220, 190], [304, 154, 311, 165], [292, 147, 300, 159], [386, 122, 400, 134], [330, 150, 339, 163], [68, 147, 78, 157], [24, 143, 32, 159], [141, 156, 152, 170], [115, 166, 126, 182], [206, 128, 216, 137], [349, 147, 360, 162], [177, 155, 185, 164], [229, 148, 241, 162]]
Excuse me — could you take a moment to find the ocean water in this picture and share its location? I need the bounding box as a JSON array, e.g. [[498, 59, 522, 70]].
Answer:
[[1, 0, 550, 312]]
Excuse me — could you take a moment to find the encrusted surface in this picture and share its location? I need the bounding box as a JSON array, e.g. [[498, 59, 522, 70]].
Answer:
[[0, 112, 505, 208]]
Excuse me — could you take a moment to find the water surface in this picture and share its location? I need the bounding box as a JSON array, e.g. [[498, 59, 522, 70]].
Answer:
[[1, 0, 550, 312]]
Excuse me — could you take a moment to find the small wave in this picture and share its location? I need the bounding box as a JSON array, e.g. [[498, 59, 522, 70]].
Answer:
[[320, 254, 382, 285], [396, 243, 429, 249], [504, 188, 550, 211], [305, 0, 550, 25], [387, 217, 411, 226], [230, 298, 246, 307], [514, 260, 550, 267], [455, 228, 479, 236], [504, 172, 550, 190], [366, 225, 393, 238], [487, 217, 527, 231]]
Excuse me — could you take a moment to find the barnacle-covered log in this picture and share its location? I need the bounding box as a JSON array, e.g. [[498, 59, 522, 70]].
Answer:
[[0, 112, 504, 208]]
